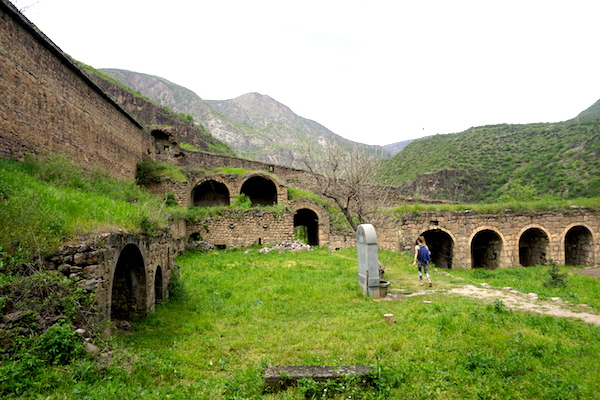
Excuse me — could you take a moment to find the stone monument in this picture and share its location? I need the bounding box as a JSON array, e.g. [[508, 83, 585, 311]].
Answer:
[[357, 224, 389, 299]]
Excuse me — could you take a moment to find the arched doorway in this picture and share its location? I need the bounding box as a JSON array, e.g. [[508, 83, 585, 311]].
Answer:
[[154, 266, 164, 303], [471, 230, 502, 269], [193, 180, 230, 207], [111, 243, 147, 320], [240, 176, 277, 206], [565, 226, 594, 266], [422, 229, 454, 268], [519, 228, 549, 267], [294, 208, 319, 246]]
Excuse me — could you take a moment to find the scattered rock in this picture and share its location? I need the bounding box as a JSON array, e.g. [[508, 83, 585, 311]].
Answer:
[[85, 342, 100, 355], [74, 328, 87, 336], [527, 293, 538, 300], [113, 319, 131, 331], [187, 240, 214, 252], [258, 240, 313, 253]]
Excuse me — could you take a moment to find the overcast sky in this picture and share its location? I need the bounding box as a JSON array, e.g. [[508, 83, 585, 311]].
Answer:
[[12, 0, 600, 146]]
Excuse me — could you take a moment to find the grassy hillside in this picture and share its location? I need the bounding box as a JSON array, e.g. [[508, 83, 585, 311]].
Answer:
[[382, 119, 600, 202], [2, 247, 599, 399], [0, 156, 183, 264]]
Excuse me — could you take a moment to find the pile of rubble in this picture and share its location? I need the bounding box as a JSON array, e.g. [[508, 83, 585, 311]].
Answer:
[[258, 240, 314, 253], [186, 240, 214, 252]]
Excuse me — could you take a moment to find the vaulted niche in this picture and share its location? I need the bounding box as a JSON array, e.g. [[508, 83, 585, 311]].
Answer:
[[519, 228, 549, 267], [154, 266, 164, 303], [565, 226, 594, 266], [111, 244, 146, 320], [422, 229, 454, 269], [471, 230, 502, 269], [240, 176, 277, 206], [193, 180, 230, 207], [294, 208, 319, 246]]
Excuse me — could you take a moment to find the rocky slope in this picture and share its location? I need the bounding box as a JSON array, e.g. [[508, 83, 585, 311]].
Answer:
[[100, 69, 390, 170]]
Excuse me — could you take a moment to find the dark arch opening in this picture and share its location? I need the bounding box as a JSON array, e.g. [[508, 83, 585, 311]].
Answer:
[[294, 208, 319, 246], [519, 228, 549, 267], [111, 244, 146, 321], [193, 180, 230, 207], [154, 266, 164, 303], [471, 230, 502, 269], [240, 176, 277, 206], [565, 226, 594, 266], [422, 230, 454, 269]]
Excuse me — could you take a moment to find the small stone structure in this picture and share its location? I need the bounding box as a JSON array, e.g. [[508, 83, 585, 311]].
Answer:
[[357, 224, 388, 299], [263, 365, 373, 391], [44, 231, 184, 322]]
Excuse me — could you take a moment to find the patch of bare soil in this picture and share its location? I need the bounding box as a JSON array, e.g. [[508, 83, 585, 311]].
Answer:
[[387, 273, 600, 326]]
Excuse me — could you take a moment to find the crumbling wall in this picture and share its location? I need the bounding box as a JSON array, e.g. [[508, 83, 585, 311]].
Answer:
[[187, 209, 294, 248], [44, 231, 184, 322]]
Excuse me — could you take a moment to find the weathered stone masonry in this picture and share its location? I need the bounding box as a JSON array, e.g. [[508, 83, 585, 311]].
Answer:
[[370, 209, 599, 269], [0, 0, 153, 180], [45, 231, 184, 322]]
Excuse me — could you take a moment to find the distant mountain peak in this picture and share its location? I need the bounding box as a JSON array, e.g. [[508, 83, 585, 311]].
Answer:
[[99, 69, 390, 170]]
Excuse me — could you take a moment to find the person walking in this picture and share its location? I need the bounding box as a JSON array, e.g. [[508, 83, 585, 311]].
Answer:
[[413, 236, 432, 287]]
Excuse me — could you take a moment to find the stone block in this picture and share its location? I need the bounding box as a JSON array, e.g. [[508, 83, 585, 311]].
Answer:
[[263, 365, 373, 391]]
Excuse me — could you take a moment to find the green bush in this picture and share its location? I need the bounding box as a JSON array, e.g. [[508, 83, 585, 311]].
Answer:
[[136, 158, 165, 185], [164, 192, 179, 207], [233, 193, 252, 208], [544, 261, 568, 288], [36, 322, 84, 365]]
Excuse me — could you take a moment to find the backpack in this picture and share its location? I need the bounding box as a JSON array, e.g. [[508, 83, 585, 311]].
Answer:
[[417, 244, 431, 263]]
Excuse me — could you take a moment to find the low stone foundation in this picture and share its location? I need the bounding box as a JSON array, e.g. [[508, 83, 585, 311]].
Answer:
[[263, 365, 374, 391]]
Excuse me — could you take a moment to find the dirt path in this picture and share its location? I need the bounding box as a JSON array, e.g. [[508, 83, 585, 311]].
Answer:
[[387, 269, 600, 326]]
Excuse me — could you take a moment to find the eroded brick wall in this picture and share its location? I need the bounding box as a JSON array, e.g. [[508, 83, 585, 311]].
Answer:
[[0, 1, 152, 180]]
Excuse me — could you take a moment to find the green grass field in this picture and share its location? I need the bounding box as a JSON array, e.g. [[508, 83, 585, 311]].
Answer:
[[4, 246, 598, 399]]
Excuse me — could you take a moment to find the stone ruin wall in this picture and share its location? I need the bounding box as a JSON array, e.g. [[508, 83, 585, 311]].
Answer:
[[188, 209, 295, 248], [44, 231, 185, 322], [155, 145, 415, 208], [0, 1, 153, 180], [369, 209, 600, 268]]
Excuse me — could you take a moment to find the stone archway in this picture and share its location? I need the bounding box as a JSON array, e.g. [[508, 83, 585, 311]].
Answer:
[[471, 229, 503, 269], [154, 265, 164, 303], [294, 208, 319, 246], [519, 228, 549, 267], [565, 226, 594, 266], [422, 229, 454, 269], [240, 176, 277, 206], [111, 243, 147, 320], [192, 179, 230, 207]]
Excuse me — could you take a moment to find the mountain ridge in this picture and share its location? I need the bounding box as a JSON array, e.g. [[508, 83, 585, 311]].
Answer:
[[100, 69, 390, 170]]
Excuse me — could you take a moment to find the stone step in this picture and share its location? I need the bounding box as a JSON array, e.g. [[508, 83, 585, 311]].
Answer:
[[263, 365, 374, 391]]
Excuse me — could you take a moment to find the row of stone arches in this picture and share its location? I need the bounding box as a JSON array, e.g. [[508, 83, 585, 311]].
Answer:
[[109, 243, 165, 321], [421, 225, 595, 269], [192, 174, 279, 207]]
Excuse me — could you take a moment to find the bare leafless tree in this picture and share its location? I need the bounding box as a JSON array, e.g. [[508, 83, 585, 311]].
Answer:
[[301, 140, 391, 232]]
